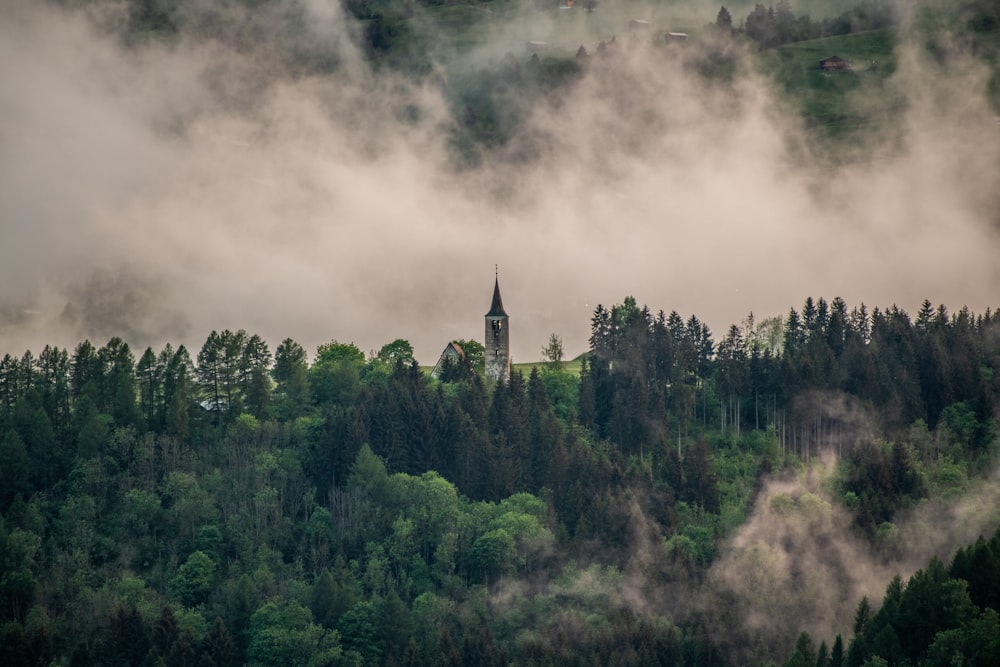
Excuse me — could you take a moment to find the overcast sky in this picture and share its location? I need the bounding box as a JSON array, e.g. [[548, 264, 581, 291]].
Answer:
[[2, 0, 998, 364]]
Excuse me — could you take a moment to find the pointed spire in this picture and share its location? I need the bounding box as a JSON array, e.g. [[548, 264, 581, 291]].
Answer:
[[486, 269, 507, 317]]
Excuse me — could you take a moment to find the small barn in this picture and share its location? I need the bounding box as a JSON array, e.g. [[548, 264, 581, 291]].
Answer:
[[629, 19, 650, 32], [819, 55, 851, 71], [665, 32, 688, 42], [526, 40, 548, 54], [431, 341, 466, 379]]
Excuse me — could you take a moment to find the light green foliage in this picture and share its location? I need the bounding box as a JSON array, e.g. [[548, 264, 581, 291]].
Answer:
[[541, 333, 564, 371], [665, 524, 717, 568], [310, 341, 365, 406], [664, 533, 700, 568], [452, 339, 484, 372], [468, 529, 516, 581], [540, 370, 579, 422], [170, 550, 217, 607], [314, 341, 365, 367], [347, 444, 391, 499], [497, 492, 546, 520], [249, 601, 342, 667], [363, 339, 417, 386], [176, 606, 209, 641], [376, 339, 415, 367], [860, 657, 889, 667]]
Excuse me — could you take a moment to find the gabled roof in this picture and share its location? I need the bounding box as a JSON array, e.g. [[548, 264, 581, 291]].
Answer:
[[430, 341, 466, 378], [486, 276, 508, 317]]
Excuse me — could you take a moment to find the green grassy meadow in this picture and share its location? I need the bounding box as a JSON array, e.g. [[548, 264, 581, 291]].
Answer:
[[755, 29, 900, 142], [513, 351, 587, 376]]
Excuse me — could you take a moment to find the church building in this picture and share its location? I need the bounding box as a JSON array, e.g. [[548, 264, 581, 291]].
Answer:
[[485, 273, 510, 382]]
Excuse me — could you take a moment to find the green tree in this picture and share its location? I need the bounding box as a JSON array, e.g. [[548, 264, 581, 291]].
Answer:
[[162, 344, 194, 438], [202, 616, 238, 667], [169, 550, 217, 607], [337, 600, 382, 664], [541, 333, 564, 371], [783, 631, 816, 667], [895, 557, 976, 664], [0, 430, 31, 509], [452, 339, 484, 374], [311, 341, 364, 406], [311, 563, 358, 629], [100, 337, 140, 426], [273, 338, 311, 419], [923, 608, 1000, 667], [376, 339, 415, 367], [197, 330, 250, 420], [716, 5, 733, 30], [468, 529, 516, 583], [0, 523, 42, 622], [248, 601, 342, 667], [136, 346, 161, 429], [830, 634, 845, 667], [242, 334, 272, 420]]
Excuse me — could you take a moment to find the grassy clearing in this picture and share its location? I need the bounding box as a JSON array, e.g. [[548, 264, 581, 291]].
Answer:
[[755, 29, 899, 142], [513, 351, 587, 377]]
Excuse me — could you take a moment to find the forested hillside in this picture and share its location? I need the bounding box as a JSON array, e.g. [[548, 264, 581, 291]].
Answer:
[[4, 1, 1000, 665], [1, 296, 999, 665], [100, 0, 1000, 161]]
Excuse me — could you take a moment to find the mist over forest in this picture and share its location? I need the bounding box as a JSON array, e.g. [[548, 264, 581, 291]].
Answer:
[[2, 1, 1000, 666], [2, 0, 999, 363]]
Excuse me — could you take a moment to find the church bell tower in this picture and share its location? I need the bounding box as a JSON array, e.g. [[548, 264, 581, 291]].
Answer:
[[485, 270, 510, 382]]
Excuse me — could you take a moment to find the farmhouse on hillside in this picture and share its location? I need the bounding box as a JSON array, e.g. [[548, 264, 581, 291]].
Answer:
[[430, 341, 465, 379], [819, 55, 851, 71]]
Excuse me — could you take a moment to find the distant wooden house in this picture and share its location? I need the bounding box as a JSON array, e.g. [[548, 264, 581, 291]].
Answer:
[[665, 32, 688, 42], [431, 341, 465, 379], [629, 19, 650, 32], [819, 55, 851, 71], [526, 40, 548, 54]]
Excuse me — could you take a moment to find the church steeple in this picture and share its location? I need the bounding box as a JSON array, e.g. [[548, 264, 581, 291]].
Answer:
[[485, 268, 510, 382], [486, 271, 507, 318]]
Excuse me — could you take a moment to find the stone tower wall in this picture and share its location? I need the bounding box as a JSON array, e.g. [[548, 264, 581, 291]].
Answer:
[[485, 315, 509, 382]]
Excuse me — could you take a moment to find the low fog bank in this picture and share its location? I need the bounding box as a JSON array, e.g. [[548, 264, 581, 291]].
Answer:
[[699, 455, 1000, 662], [2, 0, 999, 364]]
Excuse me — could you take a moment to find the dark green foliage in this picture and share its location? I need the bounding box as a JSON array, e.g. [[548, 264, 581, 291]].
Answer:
[[272, 338, 311, 420], [950, 527, 1000, 613], [783, 631, 816, 667], [842, 535, 1000, 667], [840, 439, 925, 534], [739, 0, 899, 50]]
